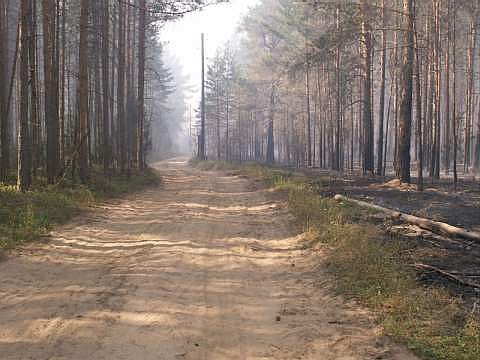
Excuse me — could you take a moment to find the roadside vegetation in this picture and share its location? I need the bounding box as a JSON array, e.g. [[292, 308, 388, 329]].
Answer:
[[192, 159, 479, 360], [0, 168, 160, 251]]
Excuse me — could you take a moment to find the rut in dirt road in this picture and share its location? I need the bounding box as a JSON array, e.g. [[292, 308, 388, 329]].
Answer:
[[0, 159, 418, 360]]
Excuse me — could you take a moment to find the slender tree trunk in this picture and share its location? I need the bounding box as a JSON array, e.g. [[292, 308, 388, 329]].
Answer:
[[306, 61, 312, 167], [429, 0, 440, 180], [199, 33, 206, 160], [0, 0, 8, 181], [361, 0, 374, 174], [117, 0, 127, 172], [434, 0, 441, 179], [376, 0, 387, 176], [266, 83, 275, 164], [110, 1, 116, 170], [475, 6, 480, 171], [334, 7, 341, 171], [465, 13, 477, 172], [137, 0, 146, 169], [396, 0, 414, 183], [125, 4, 135, 171], [17, 0, 32, 191], [216, 80, 221, 160], [226, 93, 230, 161], [414, 7, 423, 191], [42, 0, 60, 183], [59, 0, 66, 167], [30, 0, 39, 175], [78, 0, 89, 182], [93, 4, 102, 165], [444, 1, 451, 174], [102, 0, 110, 172], [452, 7, 458, 188]]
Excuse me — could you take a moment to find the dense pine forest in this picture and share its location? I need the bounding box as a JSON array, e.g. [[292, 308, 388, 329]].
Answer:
[[0, 0, 202, 191], [198, 0, 480, 189]]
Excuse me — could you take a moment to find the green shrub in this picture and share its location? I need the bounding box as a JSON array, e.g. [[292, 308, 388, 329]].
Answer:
[[0, 168, 160, 250]]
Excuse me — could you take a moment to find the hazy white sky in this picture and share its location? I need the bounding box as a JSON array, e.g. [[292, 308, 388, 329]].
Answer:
[[160, 0, 260, 106]]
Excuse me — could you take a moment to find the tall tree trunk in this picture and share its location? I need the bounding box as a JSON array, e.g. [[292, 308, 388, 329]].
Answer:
[[376, 0, 387, 176], [137, 0, 146, 169], [306, 60, 312, 167], [42, 0, 60, 183], [117, 0, 127, 172], [452, 7, 458, 188], [30, 0, 40, 175], [0, 0, 8, 182], [429, 0, 440, 180], [125, 4, 135, 171], [59, 0, 66, 167], [444, 1, 451, 174], [361, 0, 374, 174], [78, 0, 89, 182], [199, 33, 206, 160], [93, 7, 102, 165], [226, 93, 230, 161], [433, 0, 441, 179], [396, 0, 414, 183], [110, 1, 117, 170], [334, 7, 341, 171], [266, 83, 275, 164], [216, 81, 221, 160], [475, 5, 480, 171], [102, 0, 110, 173], [18, 0, 32, 192], [414, 6, 423, 191], [465, 12, 477, 172]]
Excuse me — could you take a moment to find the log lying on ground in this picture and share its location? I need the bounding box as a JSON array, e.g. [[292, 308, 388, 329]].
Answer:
[[414, 263, 480, 290], [334, 194, 480, 243]]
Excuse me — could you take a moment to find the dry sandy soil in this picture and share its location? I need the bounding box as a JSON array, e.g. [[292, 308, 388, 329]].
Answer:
[[0, 158, 419, 360]]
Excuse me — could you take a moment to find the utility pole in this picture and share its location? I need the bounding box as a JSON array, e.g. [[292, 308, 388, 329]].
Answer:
[[189, 104, 193, 153], [198, 33, 206, 160], [189, 104, 192, 138]]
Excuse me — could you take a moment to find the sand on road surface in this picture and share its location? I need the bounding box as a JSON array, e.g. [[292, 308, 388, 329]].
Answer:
[[0, 158, 418, 360]]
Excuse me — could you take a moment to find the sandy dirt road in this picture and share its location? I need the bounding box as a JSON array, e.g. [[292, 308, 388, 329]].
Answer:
[[0, 158, 418, 360]]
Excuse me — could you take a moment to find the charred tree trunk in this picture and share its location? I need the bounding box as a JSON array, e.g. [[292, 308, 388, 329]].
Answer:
[[396, 0, 414, 183], [444, 1, 451, 174], [452, 7, 458, 187]]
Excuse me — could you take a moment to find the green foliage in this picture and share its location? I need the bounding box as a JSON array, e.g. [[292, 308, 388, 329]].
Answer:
[[0, 168, 160, 251], [198, 160, 480, 360]]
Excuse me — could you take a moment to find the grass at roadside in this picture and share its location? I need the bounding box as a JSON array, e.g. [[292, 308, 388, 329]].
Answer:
[[192, 159, 480, 360], [0, 167, 160, 251]]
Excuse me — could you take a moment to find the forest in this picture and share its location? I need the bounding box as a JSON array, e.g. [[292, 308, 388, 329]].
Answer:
[[0, 1, 479, 360], [0, 0, 198, 191], [198, 0, 480, 189]]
